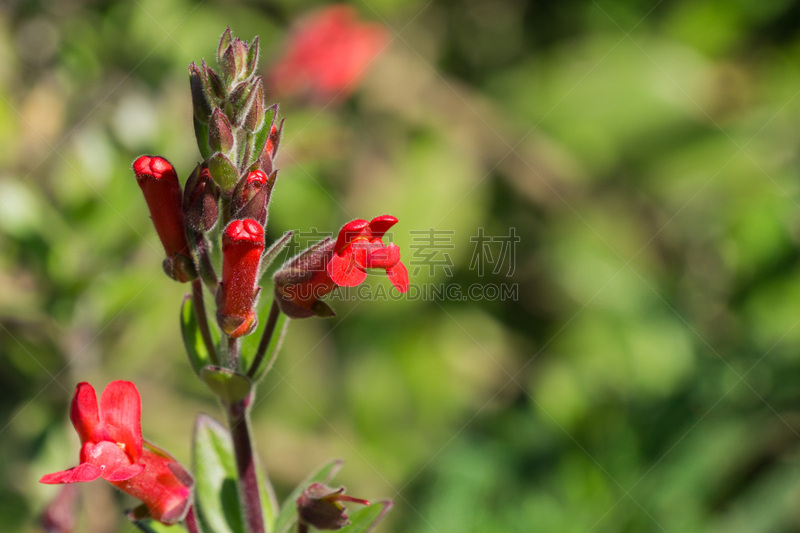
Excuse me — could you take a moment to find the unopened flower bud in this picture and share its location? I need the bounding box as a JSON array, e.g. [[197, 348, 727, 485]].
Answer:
[[183, 166, 219, 232], [209, 108, 235, 154], [243, 78, 265, 133], [217, 27, 233, 66], [218, 219, 265, 337], [296, 483, 369, 530], [204, 62, 226, 102], [231, 169, 275, 227], [189, 62, 212, 123], [229, 79, 257, 127], [132, 155, 197, 283]]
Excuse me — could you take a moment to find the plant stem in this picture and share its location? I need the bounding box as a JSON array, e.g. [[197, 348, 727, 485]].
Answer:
[[297, 522, 309, 533], [185, 506, 200, 533], [193, 231, 219, 293], [192, 279, 219, 366], [247, 299, 281, 379], [227, 400, 265, 533], [227, 335, 240, 370]]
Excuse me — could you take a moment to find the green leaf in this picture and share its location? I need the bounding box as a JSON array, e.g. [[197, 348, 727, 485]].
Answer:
[[207, 152, 240, 194], [132, 519, 188, 533], [180, 295, 210, 375], [241, 299, 289, 382], [200, 366, 252, 404], [258, 458, 280, 533], [274, 460, 344, 533], [340, 501, 393, 533], [193, 414, 246, 533]]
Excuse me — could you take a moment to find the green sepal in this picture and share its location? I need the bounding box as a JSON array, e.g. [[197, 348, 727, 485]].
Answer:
[[200, 366, 252, 405], [195, 116, 212, 160], [340, 501, 394, 533], [260, 230, 294, 280], [244, 36, 260, 79], [217, 28, 233, 65], [181, 294, 218, 374], [193, 414, 246, 533], [207, 152, 240, 194], [131, 518, 188, 533], [274, 460, 344, 533], [249, 104, 278, 167]]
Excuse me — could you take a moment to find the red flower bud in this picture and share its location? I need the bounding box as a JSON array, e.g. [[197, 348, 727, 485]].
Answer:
[[218, 219, 265, 337], [132, 155, 197, 282], [297, 483, 369, 530]]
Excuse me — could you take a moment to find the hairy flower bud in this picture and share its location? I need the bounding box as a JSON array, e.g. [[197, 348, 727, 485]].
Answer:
[[231, 169, 275, 227], [209, 108, 235, 154], [274, 238, 337, 319], [183, 166, 219, 232], [297, 483, 369, 530], [132, 155, 197, 282], [218, 219, 265, 337], [189, 62, 212, 123]]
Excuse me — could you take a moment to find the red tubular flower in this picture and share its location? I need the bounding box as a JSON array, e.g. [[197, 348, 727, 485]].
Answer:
[[327, 215, 409, 293], [268, 5, 388, 102], [40, 382, 192, 525], [132, 155, 197, 282], [218, 219, 265, 337]]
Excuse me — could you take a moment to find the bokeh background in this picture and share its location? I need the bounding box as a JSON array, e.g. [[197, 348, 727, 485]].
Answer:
[[3, 0, 800, 531]]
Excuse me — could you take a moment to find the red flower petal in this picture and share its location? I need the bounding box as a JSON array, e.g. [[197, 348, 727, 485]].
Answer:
[[327, 250, 367, 287], [334, 219, 369, 253], [368, 215, 398, 240], [386, 261, 409, 293], [40, 463, 103, 484], [70, 382, 106, 446], [365, 243, 401, 269], [99, 381, 143, 462], [104, 463, 145, 482]]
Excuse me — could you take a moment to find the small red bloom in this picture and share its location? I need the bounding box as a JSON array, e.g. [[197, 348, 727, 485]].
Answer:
[[268, 5, 388, 102], [327, 215, 409, 293], [218, 219, 265, 337], [133, 155, 196, 282], [40, 382, 191, 525], [297, 483, 369, 530]]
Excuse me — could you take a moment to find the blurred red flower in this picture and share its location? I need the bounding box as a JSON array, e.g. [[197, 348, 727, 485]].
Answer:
[[268, 5, 388, 102]]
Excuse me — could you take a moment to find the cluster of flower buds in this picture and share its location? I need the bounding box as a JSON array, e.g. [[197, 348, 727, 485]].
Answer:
[[133, 29, 286, 339]]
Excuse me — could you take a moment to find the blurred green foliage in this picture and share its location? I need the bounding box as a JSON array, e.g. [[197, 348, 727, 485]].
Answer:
[[3, 0, 800, 531]]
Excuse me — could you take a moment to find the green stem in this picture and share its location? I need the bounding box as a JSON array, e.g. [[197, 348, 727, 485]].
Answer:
[[193, 231, 219, 293], [227, 335, 240, 370], [247, 299, 281, 379], [192, 279, 219, 366], [227, 400, 265, 533]]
